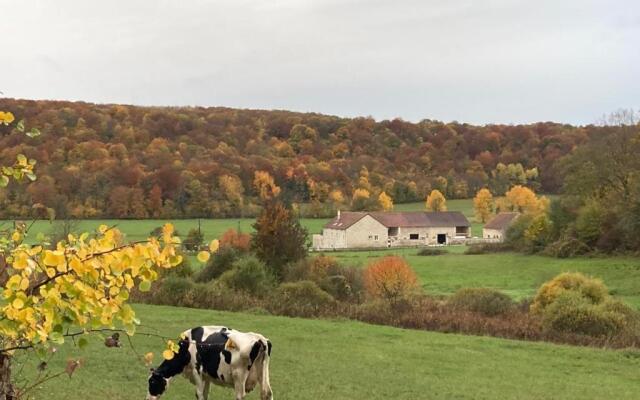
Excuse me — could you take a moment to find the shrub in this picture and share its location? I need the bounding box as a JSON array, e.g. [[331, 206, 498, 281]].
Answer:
[[183, 228, 204, 251], [219, 228, 251, 252], [543, 236, 590, 258], [284, 256, 365, 302], [448, 288, 515, 317], [531, 272, 609, 313], [195, 246, 239, 282], [363, 256, 418, 302], [417, 248, 447, 256], [218, 256, 276, 296], [269, 280, 335, 317], [464, 243, 512, 254], [152, 276, 195, 306], [541, 292, 628, 337]]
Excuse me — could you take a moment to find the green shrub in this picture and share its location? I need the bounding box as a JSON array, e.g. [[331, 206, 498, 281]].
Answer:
[[183, 228, 204, 251], [284, 257, 365, 302], [541, 292, 629, 337], [269, 280, 335, 317], [417, 248, 447, 256], [543, 236, 590, 258], [464, 243, 512, 255], [218, 256, 276, 296], [184, 281, 259, 311], [152, 276, 195, 306], [448, 288, 515, 317], [531, 272, 609, 313], [195, 246, 239, 282]]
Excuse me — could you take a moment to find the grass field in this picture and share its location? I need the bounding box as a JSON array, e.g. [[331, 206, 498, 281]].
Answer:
[[14, 304, 640, 400], [0, 198, 482, 244], [322, 248, 640, 308]]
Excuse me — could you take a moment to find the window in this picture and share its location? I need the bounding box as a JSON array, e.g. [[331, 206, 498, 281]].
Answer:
[[409, 234, 419, 240], [374, 235, 379, 240], [368, 235, 373, 240]]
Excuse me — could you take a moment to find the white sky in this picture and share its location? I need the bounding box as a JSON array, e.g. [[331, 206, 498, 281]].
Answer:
[[1, 0, 638, 124]]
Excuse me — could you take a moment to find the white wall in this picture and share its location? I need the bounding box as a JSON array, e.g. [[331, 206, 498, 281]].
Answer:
[[345, 215, 388, 248]]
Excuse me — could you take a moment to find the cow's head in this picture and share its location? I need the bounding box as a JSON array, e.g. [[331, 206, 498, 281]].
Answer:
[[146, 368, 169, 400]]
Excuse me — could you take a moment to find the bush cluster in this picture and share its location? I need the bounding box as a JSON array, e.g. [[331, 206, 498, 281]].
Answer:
[[448, 288, 515, 317]]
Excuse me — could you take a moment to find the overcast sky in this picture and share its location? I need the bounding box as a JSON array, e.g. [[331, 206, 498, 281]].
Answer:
[[1, 0, 638, 125]]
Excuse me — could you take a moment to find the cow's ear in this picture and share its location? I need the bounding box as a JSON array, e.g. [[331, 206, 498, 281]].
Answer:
[[178, 339, 189, 349]]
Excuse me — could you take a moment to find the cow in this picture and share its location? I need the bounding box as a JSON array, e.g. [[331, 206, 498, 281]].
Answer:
[[146, 326, 272, 400]]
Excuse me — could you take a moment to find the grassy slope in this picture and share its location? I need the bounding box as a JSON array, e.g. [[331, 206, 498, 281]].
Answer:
[[323, 248, 640, 308], [15, 304, 640, 400]]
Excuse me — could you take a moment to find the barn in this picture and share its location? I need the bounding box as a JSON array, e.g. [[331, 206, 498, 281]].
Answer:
[[483, 212, 519, 242], [312, 210, 471, 250]]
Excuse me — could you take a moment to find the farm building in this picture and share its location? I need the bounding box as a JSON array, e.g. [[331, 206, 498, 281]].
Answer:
[[483, 212, 519, 242], [312, 210, 471, 250]]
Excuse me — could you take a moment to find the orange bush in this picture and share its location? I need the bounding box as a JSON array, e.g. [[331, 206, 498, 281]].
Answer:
[[363, 256, 418, 301], [219, 228, 251, 252]]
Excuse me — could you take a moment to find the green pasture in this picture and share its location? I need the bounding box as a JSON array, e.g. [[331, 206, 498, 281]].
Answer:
[[322, 248, 640, 308], [14, 304, 640, 400]]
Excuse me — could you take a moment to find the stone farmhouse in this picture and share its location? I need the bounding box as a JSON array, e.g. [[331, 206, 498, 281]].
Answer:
[[312, 210, 471, 250], [483, 212, 519, 242]]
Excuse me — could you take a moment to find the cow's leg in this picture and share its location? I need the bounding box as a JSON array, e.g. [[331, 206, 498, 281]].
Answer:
[[233, 370, 248, 400], [191, 370, 206, 400], [202, 381, 211, 400]]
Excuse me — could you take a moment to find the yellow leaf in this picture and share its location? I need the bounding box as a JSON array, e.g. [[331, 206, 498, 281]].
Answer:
[[19, 277, 29, 291], [197, 251, 210, 263], [162, 349, 175, 360], [11, 231, 21, 242], [12, 298, 25, 309], [209, 239, 220, 253], [144, 352, 154, 366]]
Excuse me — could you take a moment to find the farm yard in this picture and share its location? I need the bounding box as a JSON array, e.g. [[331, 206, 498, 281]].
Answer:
[[14, 304, 640, 400]]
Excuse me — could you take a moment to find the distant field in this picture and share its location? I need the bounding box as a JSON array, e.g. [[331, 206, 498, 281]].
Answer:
[[322, 248, 640, 308], [14, 304, 640, 400], [2, 197, 483, 242]]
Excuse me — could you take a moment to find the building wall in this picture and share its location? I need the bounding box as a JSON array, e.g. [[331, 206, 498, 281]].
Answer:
[[345, 215, 388, 248], [316, 228, 348, 249], [483, 228, 505, 241]]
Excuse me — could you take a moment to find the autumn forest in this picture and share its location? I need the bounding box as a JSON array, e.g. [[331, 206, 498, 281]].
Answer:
[[0, 98, 623, 219]]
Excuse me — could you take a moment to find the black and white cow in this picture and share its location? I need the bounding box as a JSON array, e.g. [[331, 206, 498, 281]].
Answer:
[[147, 326, 272, 400]]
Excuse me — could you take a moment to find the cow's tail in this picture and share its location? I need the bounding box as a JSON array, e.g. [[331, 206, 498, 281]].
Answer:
[[259, 339, 273, 400]]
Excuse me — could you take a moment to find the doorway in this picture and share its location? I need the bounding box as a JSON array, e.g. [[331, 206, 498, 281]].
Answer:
[[437, 234, 447, 244]]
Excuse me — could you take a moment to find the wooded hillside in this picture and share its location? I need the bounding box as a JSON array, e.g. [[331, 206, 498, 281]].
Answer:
[[0, 98, 613, 219]]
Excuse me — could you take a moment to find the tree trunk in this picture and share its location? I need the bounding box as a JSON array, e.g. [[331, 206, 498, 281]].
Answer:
[[0, 353, 14, 400]]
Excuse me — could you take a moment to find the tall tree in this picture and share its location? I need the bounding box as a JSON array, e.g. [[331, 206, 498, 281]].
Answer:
[[251, 201, 308, 279], [425, 189, 447, 212], [378, 191, 394, 211], [473, 188, 494, 222]]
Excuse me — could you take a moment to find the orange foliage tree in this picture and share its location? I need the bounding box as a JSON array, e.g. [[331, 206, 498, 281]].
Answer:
[[363, 256, 418, 302], [219, 228, 251, 252]]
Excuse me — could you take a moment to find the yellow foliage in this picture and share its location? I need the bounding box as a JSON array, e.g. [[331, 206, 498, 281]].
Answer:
[[425, 190, 447, 211], [253, 170, 281, 200], [503, 185, 548, 216], [352, 188, 370, 200], [473, 188, 494, 223], [378, 192, 394, 211], [0, 222, 182, 349]]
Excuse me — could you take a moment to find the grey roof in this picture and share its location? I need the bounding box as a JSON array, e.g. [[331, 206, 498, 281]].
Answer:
[[324, 211, 470, 230], [484, 212, 519, 230]]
